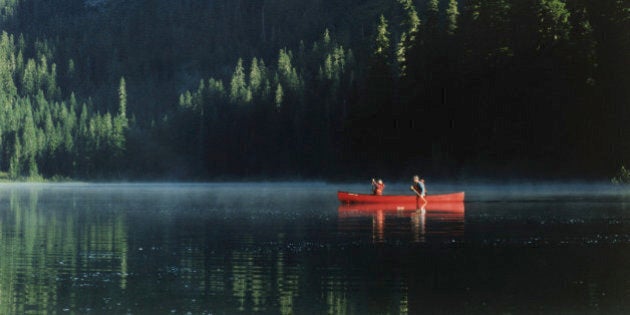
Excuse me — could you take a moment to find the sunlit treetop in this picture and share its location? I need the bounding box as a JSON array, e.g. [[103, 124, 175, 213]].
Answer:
[[374, 15, 390, 59]]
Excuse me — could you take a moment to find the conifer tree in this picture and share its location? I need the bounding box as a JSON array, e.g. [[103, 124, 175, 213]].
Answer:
[[277, 49, 300, 91], [113, 77, 128, 157], [118, 77, 127, 120], [230, 58, 250, 104], [446, 0, 460, 36], [426, 0, 440, 37], [374, 15, 391, 61], [397, 0, 420, 77], [364, 14, 393, 116], [9, 135, 21, 179], [22, 109, 38, 163], [249, 57, 263, 94], [0, 32, 17, 97], [275, 83, 283, 109], [22, 59, 37, 95]]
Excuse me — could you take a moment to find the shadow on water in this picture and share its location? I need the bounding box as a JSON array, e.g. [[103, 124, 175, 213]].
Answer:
[[0, 183, 628, 314]]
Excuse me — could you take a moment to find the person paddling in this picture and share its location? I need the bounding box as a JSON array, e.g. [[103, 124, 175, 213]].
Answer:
[[371, 178, 385, 195], [410, 175, 427, 205]]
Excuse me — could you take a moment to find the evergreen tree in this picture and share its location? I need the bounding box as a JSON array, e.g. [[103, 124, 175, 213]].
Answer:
[[275, 83, 283, 109], [44, 111, 59, 154], [249, 57, 263, 94], [374, 15, 391, 61], [118, 77, 127, 121], [397, 0, 420, 76], [446, 0, 460, 36], [22, 59, 37, 95], [426, 0, 440, 37], [354, 14, 395, 157], [113, 77, 128, 158], [0, 1, 623, 179], [9, 135, 20, 179], [22, 109, 38, 164], [277, 49, 300, 91], [230, 58, 251, 104], [0, 32, 17, 97]]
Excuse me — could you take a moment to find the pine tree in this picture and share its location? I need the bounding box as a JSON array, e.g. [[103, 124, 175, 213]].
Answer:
[[0, 31, 17, 97], [397, 0, 420, 77], [113, 77, 128, 158], [61, 101, 75, 154], [22, 109, 38, 162], [44, 111, 59, 153], [230, 58, 251, 104], [365, 14, 393, 115], [374, 15, 391, 61], [249, 57, 263, 94], [9, 134, 21, 179], [208, 78, 226, 100], [79, 103, 89, 139], [324, 28, 331, 45], [118, 77, 127, 121], [275, 83, 283, 109], [22, 59, 37, 95], [277, 49, 300, 91], [67, 59, 75, 79], [27, 154, 38, 178], [446, 0, 460, 36], [426, 0, 440, 37]]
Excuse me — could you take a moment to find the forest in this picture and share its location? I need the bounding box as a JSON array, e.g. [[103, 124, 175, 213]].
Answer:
[[0, 0, 627, 180]]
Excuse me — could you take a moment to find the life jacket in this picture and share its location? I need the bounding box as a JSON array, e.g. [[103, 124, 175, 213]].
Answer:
[[414, 182, 425, 194]]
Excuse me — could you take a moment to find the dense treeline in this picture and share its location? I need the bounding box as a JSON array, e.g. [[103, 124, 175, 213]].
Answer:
[[170, 31, 357, 177], [342, 0, 630, 179], [381, 0, 630, 178], [0, 31, 127, 180], [0, 0, 627, 180]]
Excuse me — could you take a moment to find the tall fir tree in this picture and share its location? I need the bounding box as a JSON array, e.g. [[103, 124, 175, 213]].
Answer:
[[446, 0, 460, 36], [230, 58, 251, 104], [397, 0, 420, 77]]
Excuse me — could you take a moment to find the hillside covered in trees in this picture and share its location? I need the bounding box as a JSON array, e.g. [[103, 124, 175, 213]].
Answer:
[[0, 0, 627, 180]]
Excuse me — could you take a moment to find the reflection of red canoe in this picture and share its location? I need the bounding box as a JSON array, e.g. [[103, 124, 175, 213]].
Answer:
[[337, 191, 465, 204], [338, 202, 464, 213]]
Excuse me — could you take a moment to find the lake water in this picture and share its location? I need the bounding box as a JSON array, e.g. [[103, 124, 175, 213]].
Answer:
[[0, 182, 629, 314]]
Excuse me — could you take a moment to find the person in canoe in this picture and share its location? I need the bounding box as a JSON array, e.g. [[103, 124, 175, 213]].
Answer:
[[371, 178, 385, 195], [410, 175, 427, 205]]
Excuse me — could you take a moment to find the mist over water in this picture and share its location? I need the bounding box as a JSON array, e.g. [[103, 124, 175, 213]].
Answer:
[[0, 182, 629, 314]]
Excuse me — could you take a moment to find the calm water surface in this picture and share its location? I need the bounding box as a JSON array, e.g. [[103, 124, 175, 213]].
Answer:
[[0, 182, 629, 314]]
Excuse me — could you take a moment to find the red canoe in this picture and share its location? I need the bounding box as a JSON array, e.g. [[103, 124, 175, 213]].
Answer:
[[338, 202, 465, 213], [337, 191, 465, 204]]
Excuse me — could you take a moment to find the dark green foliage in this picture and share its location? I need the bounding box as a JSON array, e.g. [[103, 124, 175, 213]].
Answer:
[[168, 29, 356, 177], [377, 0, 630, 179], [0, 0, 627, 180], [0, 30, 129, 180], [446, 0, 459, 35]]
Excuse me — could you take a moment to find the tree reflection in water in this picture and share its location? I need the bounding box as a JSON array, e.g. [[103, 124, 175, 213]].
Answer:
[[1, 184, 628, 314], [0, 186, 128, 315]]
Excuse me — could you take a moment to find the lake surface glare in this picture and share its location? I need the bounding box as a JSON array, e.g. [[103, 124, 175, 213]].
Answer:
[[0, 182, 629, 314]]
